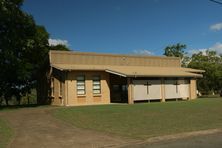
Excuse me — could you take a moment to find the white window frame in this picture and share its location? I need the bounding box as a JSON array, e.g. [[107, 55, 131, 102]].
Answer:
[[51, 77, 54, 97], [93, 76, 101, 94], [77, 75, 86, 95]]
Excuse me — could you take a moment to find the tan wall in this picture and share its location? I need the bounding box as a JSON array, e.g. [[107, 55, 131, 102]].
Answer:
[[190, 79, 197, 99], [65, 71, 110, 106], [51, 77, 63, 106], [50, 50, 181, 67]]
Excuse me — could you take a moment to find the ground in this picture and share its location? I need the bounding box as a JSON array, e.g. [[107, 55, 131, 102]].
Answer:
[[0, 98, 222, 148], [0, 107, 137, 148]]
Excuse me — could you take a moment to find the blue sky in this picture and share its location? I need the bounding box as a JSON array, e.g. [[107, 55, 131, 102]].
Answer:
[[23, 0, 222, 55]]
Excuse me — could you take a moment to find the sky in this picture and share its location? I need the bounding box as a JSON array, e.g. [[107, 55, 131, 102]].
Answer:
[[22, 0, 222, 55]]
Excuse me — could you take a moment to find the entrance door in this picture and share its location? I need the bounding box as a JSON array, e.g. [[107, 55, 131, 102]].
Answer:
[[133, 80, 161, 101]]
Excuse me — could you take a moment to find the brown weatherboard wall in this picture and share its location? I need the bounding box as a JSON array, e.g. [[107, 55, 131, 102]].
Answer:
[[64, 71, 110, 106], [50, 50, 181, 67]]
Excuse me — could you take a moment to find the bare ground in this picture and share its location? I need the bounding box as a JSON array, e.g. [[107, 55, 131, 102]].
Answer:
[[0, 107, 222, 148], [0, 107, 138, 148]]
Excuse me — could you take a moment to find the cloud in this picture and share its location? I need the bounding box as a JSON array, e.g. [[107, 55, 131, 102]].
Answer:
[[48, 38, 69, 46], [188, 48, 208, 56], [133, 49, 154, 55], [188, 42, 222, 55], [210, 42, 222, 54], [210, 23, 222, 31]]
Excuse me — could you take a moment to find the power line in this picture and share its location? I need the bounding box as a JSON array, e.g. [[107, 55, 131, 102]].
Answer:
[[210, 0, 222, 5]]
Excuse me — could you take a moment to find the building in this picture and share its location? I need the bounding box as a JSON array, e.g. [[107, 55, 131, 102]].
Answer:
[[49, 50, 204, 106]]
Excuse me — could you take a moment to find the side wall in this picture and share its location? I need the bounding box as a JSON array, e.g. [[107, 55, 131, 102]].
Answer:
[[65, 71, 110, 106], [50, 68, 65, 106]]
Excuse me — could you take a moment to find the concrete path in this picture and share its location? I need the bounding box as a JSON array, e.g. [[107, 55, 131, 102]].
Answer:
[[122, 131, 222, 148], [0, 107, 137, 148]]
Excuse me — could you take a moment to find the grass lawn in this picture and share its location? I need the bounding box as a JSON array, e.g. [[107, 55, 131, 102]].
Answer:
[[53, 98, 222, 139], [0, 119, 13, 148]]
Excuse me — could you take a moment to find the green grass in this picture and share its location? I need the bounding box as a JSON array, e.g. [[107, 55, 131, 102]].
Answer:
[[53, 98, 222, 139], [0, 119, 13, 148]]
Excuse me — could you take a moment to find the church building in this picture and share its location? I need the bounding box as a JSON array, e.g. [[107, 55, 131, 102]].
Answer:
[[49, 50, 204, 106]]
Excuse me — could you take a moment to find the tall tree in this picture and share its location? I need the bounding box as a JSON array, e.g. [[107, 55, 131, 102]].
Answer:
[[163, 43, 189, 67], [0, 0, 49, 105], [188, 50, 222, 94]]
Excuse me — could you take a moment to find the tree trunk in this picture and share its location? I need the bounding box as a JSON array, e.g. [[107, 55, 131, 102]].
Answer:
[[5, 97, 9, 106]]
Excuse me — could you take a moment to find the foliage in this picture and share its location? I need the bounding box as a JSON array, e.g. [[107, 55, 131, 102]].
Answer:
[[0, 0, 49, 105], [53, 98, 222, 139], [188, 50, 222, 94], [163, 43, 189, 67], [50, 44, 70, 51]]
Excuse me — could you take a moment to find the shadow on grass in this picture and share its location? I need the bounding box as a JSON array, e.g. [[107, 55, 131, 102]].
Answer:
[[0, 104, 49, 111]]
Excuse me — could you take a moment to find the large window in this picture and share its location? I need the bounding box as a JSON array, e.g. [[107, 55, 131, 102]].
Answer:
[[59, 81, 62, 97], [93, 76, 101, 94], [77, 75, 85, 95], [51, 77, 54, 97]]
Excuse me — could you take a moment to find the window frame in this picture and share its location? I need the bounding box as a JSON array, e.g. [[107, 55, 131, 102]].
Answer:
[[51, 77, 54, 97], [76, 75, 86, 95], [59, 81, 62, 97], [92, 76, 101, 94]]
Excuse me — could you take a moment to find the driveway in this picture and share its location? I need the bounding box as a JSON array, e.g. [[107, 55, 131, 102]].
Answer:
[[0, 107, 137, 148]]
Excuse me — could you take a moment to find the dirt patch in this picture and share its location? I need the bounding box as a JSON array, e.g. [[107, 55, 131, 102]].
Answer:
[[0, 107, 137, 148]]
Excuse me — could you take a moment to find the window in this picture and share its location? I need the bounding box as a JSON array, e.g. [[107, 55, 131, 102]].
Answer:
[[77, 75, 85, 95], [59, 81, 62, 97], [93, 76, 101, 94], [51, 78, 54, 96]]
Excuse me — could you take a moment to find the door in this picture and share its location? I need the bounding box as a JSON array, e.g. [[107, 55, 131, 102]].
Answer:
[[133, 80, 161, 101]]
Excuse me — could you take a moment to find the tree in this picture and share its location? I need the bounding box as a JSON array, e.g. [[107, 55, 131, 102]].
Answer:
[[163, 43, 189, 67], [50, 44, 70, 51], [188, 50, 222, 95], [0, 0, 49, 105]]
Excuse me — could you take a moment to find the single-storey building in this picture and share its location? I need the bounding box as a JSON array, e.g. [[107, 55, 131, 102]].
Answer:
[[49, 50, 204, 106]]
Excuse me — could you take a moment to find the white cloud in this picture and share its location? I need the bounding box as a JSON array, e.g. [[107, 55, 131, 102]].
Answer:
[[48, 38, 69, 46], [210, 23, 222, 31], [188, 42, 222, 55], [210, 42, 222, 54], [133, 49, 154, 55], [188, 48, 207, 55]]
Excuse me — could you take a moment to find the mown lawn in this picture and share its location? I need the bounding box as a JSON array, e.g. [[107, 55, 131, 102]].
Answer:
[[0, 119, 13, 148], [53, 98, 222, 139]]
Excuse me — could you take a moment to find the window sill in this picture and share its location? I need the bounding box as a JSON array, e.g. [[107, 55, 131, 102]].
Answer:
[[93, 94, 102, 97], [77, 94, 86, 98]]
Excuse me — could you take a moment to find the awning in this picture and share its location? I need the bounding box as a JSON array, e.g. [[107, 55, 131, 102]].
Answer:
[[51, 64, 203, 78]]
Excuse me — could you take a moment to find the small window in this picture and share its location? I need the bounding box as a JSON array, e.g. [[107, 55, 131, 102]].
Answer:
[[77, 75, 85, 95], [59, 81, 62, 97], [93, 76, 101, 94], [51, 78, 54, 96]]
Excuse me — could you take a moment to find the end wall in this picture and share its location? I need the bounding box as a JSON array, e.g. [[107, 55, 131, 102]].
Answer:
[[65, 71, 110, 106]]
